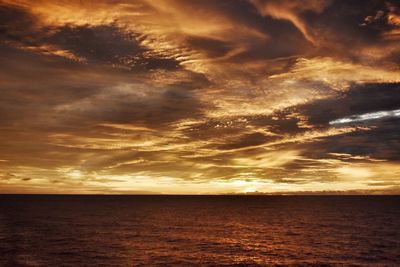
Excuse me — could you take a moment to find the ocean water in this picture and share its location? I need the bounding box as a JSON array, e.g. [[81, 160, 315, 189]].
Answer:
[[0, 195, 399, 266]]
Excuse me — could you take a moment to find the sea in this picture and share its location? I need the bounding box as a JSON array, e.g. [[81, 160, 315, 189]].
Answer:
[[0, 195, 399, 266]]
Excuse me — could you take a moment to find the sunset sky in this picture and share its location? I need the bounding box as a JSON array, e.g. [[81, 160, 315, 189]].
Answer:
[[1, 0, 400, 194]]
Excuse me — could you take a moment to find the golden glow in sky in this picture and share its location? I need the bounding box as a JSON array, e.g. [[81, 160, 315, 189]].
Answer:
[[0, 0, 400, 194]]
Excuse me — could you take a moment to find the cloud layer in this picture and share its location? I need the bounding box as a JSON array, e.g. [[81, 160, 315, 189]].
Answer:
[[0, 0, 399, 194]]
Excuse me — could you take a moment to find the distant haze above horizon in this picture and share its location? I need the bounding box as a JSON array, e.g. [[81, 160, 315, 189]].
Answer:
[[0, 0, 400, 194]]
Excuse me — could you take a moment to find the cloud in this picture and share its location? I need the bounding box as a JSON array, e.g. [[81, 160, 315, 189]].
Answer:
[[330, 109, 400, 125], [268, 57, 400, 91], [0, 0, 399, 194], [250, 0, 330, 44]]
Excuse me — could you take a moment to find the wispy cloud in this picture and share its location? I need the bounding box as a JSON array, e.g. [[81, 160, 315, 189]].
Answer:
[[330, 109, 400, 125]]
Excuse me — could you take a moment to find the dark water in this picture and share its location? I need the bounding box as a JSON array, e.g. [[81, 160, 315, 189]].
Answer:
[[0, 195, 399, 266]]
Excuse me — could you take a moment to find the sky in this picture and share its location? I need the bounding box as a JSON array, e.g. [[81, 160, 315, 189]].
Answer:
[[0, 0, 400, 194]]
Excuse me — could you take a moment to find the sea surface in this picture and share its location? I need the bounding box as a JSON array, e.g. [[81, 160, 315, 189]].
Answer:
[[0, 195, 399, 266]]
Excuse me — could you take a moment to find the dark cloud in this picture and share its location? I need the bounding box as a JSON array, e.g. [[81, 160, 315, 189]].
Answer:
[[0, 3, 41, 43], [48, 25, 143, 63], [300, 83, 400, 126], [302, 0, 400, 62], [48, 24, 183, 70], [301, 120, 400, 161]]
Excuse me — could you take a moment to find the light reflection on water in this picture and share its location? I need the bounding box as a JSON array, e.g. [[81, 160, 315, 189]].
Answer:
[[0, 195, 399, 266]]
